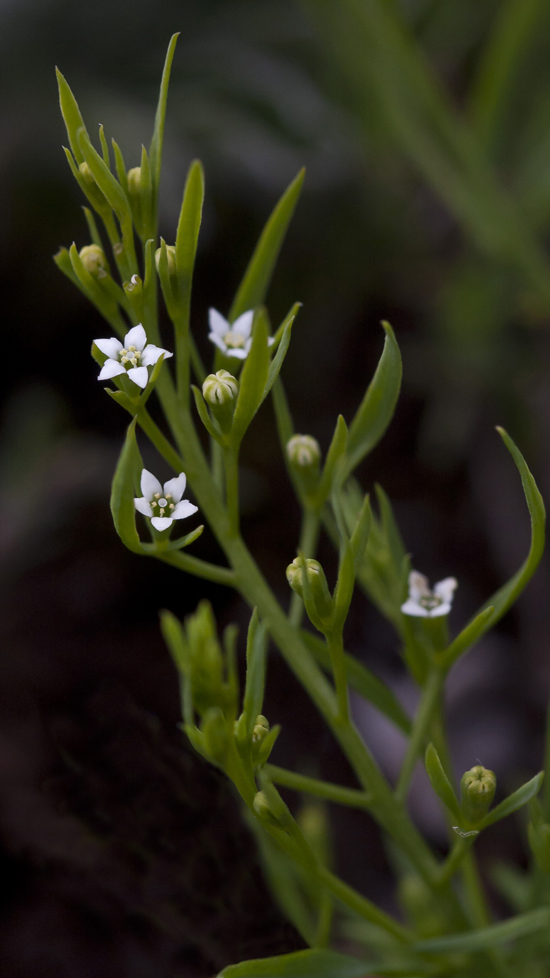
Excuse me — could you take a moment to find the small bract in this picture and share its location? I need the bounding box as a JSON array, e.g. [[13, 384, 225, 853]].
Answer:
[[94, 323, 172, 389], [134, 469, 198, 531], [401, 571, 457, 618]]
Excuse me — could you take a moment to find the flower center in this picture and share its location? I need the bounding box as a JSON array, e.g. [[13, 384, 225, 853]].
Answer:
[[150, 491, 175, 517], [224, 330, 246, 349], [119, 345, 142, 368], [419, 593, 443, 611]]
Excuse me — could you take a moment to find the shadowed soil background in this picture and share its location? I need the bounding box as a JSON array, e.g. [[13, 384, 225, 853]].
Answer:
[[1, 0, 550, 974]]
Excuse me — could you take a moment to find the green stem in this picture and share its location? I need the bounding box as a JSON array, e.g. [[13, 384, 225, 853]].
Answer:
[[436, 834, 476, 886], [395, 666, 444, 804], [327, 630, 349, 723], [224, 447, 240, 536], [541, 696, 550, 822], [265, 764, 372, 808], [290, 508, 321, 627], [316, 865, 412, 942], [155, 549, 236, 586]]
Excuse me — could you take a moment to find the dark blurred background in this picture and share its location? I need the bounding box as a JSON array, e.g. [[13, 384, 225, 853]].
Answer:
[[2, 0, 550, 974]]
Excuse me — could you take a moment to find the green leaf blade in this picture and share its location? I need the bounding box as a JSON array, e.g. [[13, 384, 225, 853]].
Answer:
[[479, 771, 544, 829], [416, 907, 550, 954], [149, 33, 179, 196], [110, 419, 145, 555], [217, 948, 376, 978], [231, 313, 270, 445], [56, 68, 88, 165]]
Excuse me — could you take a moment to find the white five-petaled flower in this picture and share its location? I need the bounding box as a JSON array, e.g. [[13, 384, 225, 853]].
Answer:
[[94, 324, 173, 389], [134, 469, 198, 531], [401, 571, 457, 618], [208, 308, 274, 360]]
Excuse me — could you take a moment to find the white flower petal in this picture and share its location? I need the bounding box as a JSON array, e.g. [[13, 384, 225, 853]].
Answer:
[[141, 469, 163, 500], [127, 366, 149, 389], [172, 499, 198, 520], [209, 308, 230, 337], [401, 599, 429, 618], [151, 516, 174, 531], [134, 497, 153, 517], [208, 331, 228, 353], [232, 310, 254, 338], [225, 347, 248, 360], [428, 602, 452, 618], [267, 336, 275, 346], [434, 577, 458, 603], [124, 323, 147, 351], [163, 473, 186, 503], [141, 344, 173, 367], [98, 359, 126, 381], [408, 571, 430, 602], [94, 337, 122, 358]]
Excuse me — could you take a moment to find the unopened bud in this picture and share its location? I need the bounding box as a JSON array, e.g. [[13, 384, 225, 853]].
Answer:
[[252, 715, 269, 745], [79, 244, 108, 278], [127, 166, 142, 196], [79, 161, 96, 185], [155, 244, 177, 276], [460, 765, 496, 824], [203, 370, 239, 406], [78, 161, 109, 212], [286, 557, 333, 628], [287, 434, 321, 468], [201, 706, 230, 766], [253, 790, 281, 826]]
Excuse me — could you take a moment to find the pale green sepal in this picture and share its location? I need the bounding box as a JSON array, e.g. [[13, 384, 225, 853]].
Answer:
[[229, 168, 305, 321], [301, 631, 411, 735], [344, 321, 402, 477], [415, 906, 550, 954], [56, 67, 88, 165], [259, 305, 299, 407], [315, 415, 348, 507], [142, 525, 204, 554], [110, 418, 145, 555], [82, 207, 103, 248], [243, 609, 268, 737], [175, 159, 205, 305], [98, 125, 110, 168], [138, 352, 166, 408], [159, 609, 188, 673], [424, 743, 461, 820], [191, 385, 224, 444], [184, 723, 210, 762], [350, 494, 372, 571], [476, 771, 544, 830], [332, 544, 355, 632], [216, 948, 376, 978], [54, 246, 83, 292], [231, 313, 270, 446], [105, 389, 137, 413], [149, 33, 179, 197], [256, 724, 281, 767], [77, 128, 134, 236], [438, 606, 495, 670], [111, 139, 128, 192], [68, 243, 119, 324]]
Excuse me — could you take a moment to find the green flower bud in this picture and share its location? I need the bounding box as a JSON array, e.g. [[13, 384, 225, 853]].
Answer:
[[155, 244, 177, 276], [201, 706, 230, 766], [287, 434, 321, 469], [79, 244, 108, 278], [127, 165, 142, 196], [202, 370, 239, 435], [460, 765, 496, 824], [286, 557, 333, 629], [79, 161, 96, 185], [78, 161, 109, 212], [253, 782, 292, 829], [253, 790, 281, 827], [252, 714, 269, 745]]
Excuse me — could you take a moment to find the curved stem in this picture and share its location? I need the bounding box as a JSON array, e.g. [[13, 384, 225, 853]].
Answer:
[[395, 666, 444, 803]]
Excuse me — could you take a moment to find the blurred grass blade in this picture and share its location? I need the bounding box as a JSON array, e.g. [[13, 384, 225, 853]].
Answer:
[[416, 907, 550, 954], [110, 419, 144, 555], [56, 68, 88, 165], [229, 168, 305, 322], [478, 772, 544, 830], [217, 947, 377, 977], [149, 33, 179, 197], [345, 321, 402, 477], [301, 630, 411, 735]]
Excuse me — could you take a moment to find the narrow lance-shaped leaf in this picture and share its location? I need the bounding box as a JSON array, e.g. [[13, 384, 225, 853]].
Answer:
[[416, 907, 550, 955], [477, 771, 544, 830], [175, 159, 205, 313], [344, 321, 402, 477], [217, 948, 379, 978], [425, 743, 461, 820], [56, 68, 88, 165], [316, 415, 348, 506], [259, 303, 300, 407], [149, 33, 179, 197], [231, 313, 270, 446], [110, 419, 145, 555], [77, 128, 132, 225], [229, 168, 305, 322], [243, 609, 268, 736]]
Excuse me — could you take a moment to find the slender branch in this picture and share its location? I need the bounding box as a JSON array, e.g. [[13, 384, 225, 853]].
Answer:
[[395, 666, 444, 803], [290, 508, 321, 626], [155, 549, 236, 586], [265, 764, 372, 808], [316, 865, 412, 943]]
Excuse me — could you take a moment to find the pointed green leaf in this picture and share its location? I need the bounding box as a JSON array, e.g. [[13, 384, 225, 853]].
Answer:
[[416, 907, 550, 954], [78, 128, 131, 223], [243, 609, 268, 736], [231, 313, 270, 445], [217, 948, 376, 978], [260, 304, 299, 407], [477, 772, 544, 830], [56, 68, 88, 164], [301, 631, 411, 735], [425, 743, 461, 819], [316, 415, 348, 506], [175, 159, 205, 310], [350, 494, 372, 571], [98, 125, 110, 168], [110, 419, 144, 554], [149, 33, 179, 194], [439, 606, 495, 670], [159, 609, 188, 672], [229, 169, 305, 322], [345, 321, 402, 477], [111, 139, 128, 192], [273, 379, 295, 452], [191, 385, 224, 443]]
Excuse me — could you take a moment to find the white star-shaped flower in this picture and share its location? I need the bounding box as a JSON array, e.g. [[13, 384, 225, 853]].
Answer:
[[94, 324, 173, 390], [208, 308, 274, 360], [401, 571, 457, 618], [134, 469, 198, 531]]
